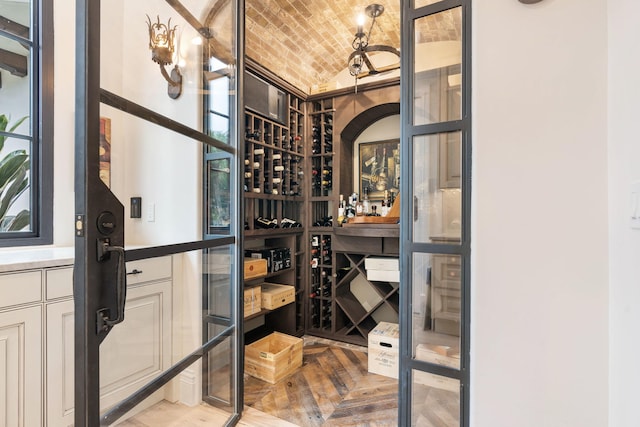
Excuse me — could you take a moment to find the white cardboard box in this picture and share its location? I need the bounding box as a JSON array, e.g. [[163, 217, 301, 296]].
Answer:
[[367, 269, 400, 282], [364, 257, 399, 271], [368, 322, 400, 379], [350, 274, 382, 312]]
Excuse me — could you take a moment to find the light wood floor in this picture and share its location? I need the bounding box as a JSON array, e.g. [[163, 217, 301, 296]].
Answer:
[[118, 337, 458, 427], [117, 402, 297, 427]]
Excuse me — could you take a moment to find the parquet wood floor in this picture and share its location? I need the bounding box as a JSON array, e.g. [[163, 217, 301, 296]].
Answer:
[[244, 343, 399, 427], [119, 338, 458, 426]]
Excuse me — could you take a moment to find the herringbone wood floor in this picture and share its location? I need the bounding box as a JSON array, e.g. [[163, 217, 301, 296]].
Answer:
[[244, 343, 399, 426], [119, 339, 459, 426]]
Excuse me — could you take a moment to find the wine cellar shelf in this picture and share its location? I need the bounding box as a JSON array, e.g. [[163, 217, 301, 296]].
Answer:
[[243, 85, 306, 342], [307, 231, 400, 346], [238, 72, 402, 346]]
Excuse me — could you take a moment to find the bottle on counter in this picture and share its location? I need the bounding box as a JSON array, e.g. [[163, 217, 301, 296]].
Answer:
[[381, 190, 390, 216], [362, 187, 371, 215], [337, 194, 345, 224]]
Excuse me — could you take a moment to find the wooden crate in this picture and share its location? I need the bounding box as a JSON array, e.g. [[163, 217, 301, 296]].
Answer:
[[244, 286, 262, 318], [261, 283, 295, 310], [244, 258, 267, 280], [245, 332, 303, 384]]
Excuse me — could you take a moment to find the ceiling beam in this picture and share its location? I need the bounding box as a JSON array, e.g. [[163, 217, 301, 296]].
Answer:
[[0, 15, 30, 50], [0, 48, 28, 77]]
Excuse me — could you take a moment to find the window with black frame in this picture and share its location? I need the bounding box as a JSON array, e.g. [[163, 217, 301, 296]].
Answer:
[[0, 0, 53, 246]]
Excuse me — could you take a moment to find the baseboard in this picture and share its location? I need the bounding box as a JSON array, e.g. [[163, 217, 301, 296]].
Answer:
[[179, 367, 200, 407]]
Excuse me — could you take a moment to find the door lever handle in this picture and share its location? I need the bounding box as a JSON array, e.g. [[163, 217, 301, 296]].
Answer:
[[97, 239, 127, 328]]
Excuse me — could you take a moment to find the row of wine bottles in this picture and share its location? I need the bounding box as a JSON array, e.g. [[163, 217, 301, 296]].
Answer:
[[243, 150, 304, 195], [245, 128, 304, 154], [310, 114, 333, 155], [253, 216, 302, 229], [309, 267, 332, 298], [310, 299, 332, 330]]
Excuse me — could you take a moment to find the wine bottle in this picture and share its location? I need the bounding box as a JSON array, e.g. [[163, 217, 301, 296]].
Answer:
[[253, 148, 264, 155], [362, 186, 371, 215]]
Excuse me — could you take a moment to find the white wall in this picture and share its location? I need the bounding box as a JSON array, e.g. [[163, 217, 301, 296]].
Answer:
[[473, 1, 608, 426], [52, 0, 204, 248], [607, 1, 640, 426]]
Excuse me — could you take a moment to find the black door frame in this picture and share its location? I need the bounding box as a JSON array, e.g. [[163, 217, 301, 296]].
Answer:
[[73, 0, 244, 424], [398, 0, 472, 425]]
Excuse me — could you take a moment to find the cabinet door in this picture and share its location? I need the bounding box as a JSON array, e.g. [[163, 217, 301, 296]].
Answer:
[[439, 134, 461, 189], [0, 306, 42, 427], [46, 281, 172, 426]]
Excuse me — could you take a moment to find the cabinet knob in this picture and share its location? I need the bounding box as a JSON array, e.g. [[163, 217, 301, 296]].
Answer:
[[126, 269, 143, 275]]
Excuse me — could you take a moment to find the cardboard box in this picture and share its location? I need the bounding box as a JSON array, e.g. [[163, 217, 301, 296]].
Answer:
[[367, 269, 400, 282], [244, 286, 262, 318], [245, 332, 303, 384], [261, 282, 295, 309], [414, 344, 460, 392], [350, 274, 382, 312], [245, 248, 292, 273], [244, 258, 267, 280], [368, 322, 400, 379], [309, 81, 341, 95], [364, 257, 399, 271]]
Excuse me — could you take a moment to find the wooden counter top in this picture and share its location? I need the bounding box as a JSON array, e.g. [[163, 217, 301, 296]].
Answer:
[[334, 224, 400, 238]]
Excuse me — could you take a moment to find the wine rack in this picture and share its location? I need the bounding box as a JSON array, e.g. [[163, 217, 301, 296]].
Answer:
[[243, 88, 306, 342], [307, 233, 334, 334], [332, 251, 400, 346], [308, 99, 334, 228], [244, 108, 305, 232]]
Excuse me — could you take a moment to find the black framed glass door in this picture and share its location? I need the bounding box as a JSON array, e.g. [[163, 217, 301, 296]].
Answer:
[[399, 0, 471, 425], [73, 0, 243, 425]]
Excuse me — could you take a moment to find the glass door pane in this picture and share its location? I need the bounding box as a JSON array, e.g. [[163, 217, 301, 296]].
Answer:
[[400, 1, 469, 426], [74, 0, 242, 425], [412, 133, 462, 243], [413, 7, 462, 126]]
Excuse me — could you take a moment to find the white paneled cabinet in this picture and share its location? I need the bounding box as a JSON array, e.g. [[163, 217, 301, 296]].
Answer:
[[46, 279, 172, 427], [0, 255, 174, 427], [0, 306, 42, 427]]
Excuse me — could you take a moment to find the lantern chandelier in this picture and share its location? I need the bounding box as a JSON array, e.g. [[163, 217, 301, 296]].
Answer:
[[146, 15, 183, 99], [347, 4, 400, 80]]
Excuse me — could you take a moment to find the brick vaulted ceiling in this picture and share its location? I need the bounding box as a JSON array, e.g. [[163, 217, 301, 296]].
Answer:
[[245, 0, 400, 93], [198, 0, 460, 94]]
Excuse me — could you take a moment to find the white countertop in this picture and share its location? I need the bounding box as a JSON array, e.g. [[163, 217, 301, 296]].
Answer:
[[0, 247, 74, 273]]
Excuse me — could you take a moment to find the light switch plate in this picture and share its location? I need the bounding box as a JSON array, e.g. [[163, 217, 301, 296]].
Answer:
[[631, 182, 640, 230], [146, 202, 155, 222]]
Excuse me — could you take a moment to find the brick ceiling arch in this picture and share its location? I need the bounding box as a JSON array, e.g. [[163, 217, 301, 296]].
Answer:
[[203, 0, 461, 94]]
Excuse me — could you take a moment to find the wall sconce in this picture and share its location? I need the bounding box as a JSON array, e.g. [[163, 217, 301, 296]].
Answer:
[[146, 15, 182, 99]]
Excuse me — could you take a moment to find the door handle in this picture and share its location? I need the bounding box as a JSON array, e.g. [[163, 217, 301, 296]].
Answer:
[[414, 196, 419, 221], [97, 239, 127, 328]]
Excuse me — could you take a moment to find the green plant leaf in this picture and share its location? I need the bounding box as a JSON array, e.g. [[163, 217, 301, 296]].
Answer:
[[0, 115, 28, 151], [0, 151, 28, 194], [6, 209, 30, 231], [0, 165, 28, 220], [0, 115, 30, 234]]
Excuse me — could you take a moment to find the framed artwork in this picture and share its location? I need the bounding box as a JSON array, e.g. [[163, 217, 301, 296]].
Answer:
[[99, 117, 111, 187], [358, 139, 400, 200]]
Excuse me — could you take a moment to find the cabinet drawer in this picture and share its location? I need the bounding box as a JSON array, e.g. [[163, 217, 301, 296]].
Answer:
[[432, 288, 461, 320], [125, 256, 172, 285], [432, 255, 461, 290], [46, 267, 74, 300], [0, 270, 42, 308]]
